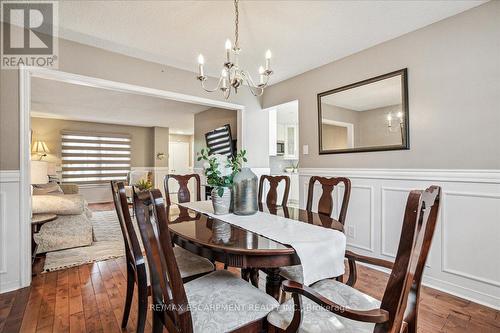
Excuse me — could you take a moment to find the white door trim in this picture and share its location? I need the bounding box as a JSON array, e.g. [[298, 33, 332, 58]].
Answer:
[[18, 65, 246, 288]]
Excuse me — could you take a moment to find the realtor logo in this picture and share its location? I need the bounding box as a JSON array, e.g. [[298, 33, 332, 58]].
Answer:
[[1, 1, 58, 69]]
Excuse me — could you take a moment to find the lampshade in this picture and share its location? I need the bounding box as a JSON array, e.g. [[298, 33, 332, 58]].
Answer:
[[32, 141, 50, 154], [31, 160, 48, 185]]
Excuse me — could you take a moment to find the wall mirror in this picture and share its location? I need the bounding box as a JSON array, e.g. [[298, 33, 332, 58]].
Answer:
[[318, 69, 409, 154]]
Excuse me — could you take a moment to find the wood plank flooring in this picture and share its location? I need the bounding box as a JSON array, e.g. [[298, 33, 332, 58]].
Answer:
[[1, 259, 498, 333]]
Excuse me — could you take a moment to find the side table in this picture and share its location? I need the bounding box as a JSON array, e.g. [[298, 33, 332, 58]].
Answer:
[[31, 213, 57, 268]]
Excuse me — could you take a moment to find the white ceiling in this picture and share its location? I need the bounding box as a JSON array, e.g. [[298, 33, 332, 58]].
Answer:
[[321, 75, 401, 111], [53, 1, 485, 84], [30, 77, 213, 134]]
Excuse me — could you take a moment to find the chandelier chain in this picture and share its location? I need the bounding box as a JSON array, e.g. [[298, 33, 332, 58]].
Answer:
[[234, 0, 239, 48]]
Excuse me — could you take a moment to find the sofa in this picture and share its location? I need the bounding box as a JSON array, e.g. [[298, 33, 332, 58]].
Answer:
[[32, 183, 94, 253]]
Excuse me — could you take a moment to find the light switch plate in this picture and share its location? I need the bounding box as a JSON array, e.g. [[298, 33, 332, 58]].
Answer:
[[303, 145, 309, 155]]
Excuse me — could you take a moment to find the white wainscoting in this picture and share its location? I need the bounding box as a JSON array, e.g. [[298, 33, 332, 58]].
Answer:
[[299, 168, 500, 310], [0, 170, 22, 293]]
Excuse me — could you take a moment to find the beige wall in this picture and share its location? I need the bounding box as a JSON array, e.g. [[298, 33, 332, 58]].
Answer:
[[193, 107, 238, 167], [264, 1, 500, 169], [0, 33, 267, 170], [356, 105, 403, 147], [30, 117, 159, 167], [153, 127, 169, 169]]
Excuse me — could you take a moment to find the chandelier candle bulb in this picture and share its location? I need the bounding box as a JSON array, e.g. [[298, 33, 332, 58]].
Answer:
[[225, 39, 232, 63], [265, 50, 272, 70], [197, 54, 205, 77], [221, 69, 228, 89], [259, 66, 265, 85]]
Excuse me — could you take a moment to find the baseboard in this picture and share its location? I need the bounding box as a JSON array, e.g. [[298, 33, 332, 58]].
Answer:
[[353, 251, 500, 310], [423, 276, 500, 310], [0, 280, 21, 294]]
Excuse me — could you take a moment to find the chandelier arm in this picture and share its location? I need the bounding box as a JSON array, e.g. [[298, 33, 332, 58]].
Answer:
[[241, 70, 269, 89], [240, 72, 264, 97], [200, 76, 223, 92]]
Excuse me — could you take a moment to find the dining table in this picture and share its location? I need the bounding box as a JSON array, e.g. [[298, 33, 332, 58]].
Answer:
[[165, 202, 344, 300]]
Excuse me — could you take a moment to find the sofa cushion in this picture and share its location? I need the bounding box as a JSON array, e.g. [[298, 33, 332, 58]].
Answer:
[[34, 213, 93, 253], [32, 194, 85, 215]]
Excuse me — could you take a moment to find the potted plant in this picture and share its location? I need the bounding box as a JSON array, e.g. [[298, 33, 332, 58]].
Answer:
[[135, 179, 153, 191], [197, 148, 247, 214]]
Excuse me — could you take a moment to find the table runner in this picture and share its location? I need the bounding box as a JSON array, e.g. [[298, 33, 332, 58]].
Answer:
[[179, 201, 346, 286]]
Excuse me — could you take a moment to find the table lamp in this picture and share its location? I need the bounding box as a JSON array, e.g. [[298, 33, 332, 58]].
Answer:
[[32, 140, 50, 160]]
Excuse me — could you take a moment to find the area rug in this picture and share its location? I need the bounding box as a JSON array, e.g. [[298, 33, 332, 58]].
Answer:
[[43, 209, 126, 272]]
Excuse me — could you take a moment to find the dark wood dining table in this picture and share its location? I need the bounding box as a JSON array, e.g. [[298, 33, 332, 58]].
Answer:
[[166, 202, 344, 300]]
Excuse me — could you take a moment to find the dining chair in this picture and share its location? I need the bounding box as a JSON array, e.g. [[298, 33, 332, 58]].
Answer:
[[258, 175, 291, 206], [267, 186, 441, 333], [164, 173, 201, 205], [111, 181, 215, 333], [306, 176, 351, 223], [279, 176, 351, 287], [111, 181, 149, 333], [133, 188, 280, 333]]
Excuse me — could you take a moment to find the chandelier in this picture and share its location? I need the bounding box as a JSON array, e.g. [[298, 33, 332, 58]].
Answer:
[[196, 0, 273, 99]]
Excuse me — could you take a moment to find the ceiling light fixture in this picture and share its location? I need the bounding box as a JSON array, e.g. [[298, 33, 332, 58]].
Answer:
[[196, 0, 273, 99]]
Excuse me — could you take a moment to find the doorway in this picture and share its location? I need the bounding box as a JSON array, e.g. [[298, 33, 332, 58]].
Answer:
[[18, 66, 246, 287], [266, 100, 299, 207]]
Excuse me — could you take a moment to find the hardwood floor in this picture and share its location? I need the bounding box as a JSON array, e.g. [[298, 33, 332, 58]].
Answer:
[[0, 258, 498, 333]]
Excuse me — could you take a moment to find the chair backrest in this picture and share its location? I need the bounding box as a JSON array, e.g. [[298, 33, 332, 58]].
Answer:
[[164, 174, 201, 206], [306, 176, 351, 224], [134, 188, 193, 333], [378, 186, 441, 333], [258, 175, 291, 206], [110, 181, 147, 283]]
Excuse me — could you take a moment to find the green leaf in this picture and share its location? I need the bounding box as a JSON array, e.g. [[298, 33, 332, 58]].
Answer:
[[217, 187, 224, 197]]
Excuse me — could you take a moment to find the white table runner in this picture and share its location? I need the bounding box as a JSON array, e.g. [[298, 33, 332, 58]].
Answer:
[[179, 200, 346, 286]]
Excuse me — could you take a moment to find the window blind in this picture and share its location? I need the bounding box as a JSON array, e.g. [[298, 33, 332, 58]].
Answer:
[[61, 131, 131, 184], [205, 124, 234, 157]]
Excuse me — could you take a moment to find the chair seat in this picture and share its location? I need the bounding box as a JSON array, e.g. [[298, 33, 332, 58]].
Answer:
[[280, 264, 304, 283], [143, 247, 214, 284], [175, 246, 215, 279], [267, 279, 380, 333], [185, 270, 279, 333]]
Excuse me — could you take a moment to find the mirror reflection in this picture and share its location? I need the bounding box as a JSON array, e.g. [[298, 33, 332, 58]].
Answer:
[[319, 69, 408, 154]]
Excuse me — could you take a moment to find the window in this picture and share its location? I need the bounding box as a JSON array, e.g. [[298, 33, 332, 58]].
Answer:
[[61, 131, 131, 184]]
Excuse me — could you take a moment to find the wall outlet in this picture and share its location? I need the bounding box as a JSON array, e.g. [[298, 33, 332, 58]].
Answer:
[[303, 145, 309, 155], [346, 226, 356, 239]]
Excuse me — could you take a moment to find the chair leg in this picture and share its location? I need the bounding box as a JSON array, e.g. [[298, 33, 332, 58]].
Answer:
[[346, 258, 357, 287], [136, 283, 148, 333], [121, 267, 135, 329], [152, 312, 164, 333]]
